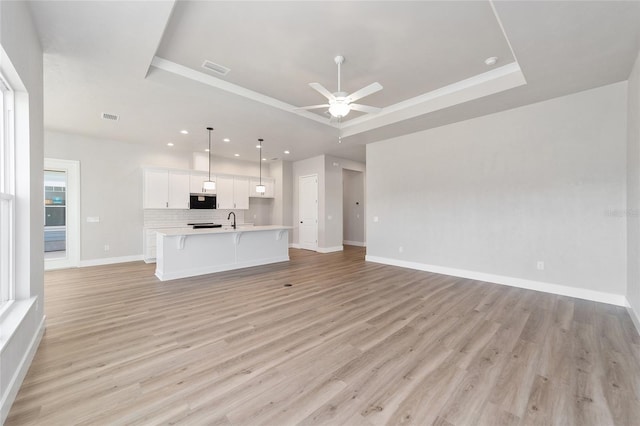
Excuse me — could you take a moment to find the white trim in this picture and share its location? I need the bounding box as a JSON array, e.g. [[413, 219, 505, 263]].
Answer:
[[317, 246, 344, 254], [150, 56, 333, 127], [343, 240, 366, 247], [1, 309, 45, 424], [79, 254, 144, 268], [340, 62, 526, 138], [626, 298, 640, 336], [155, 255, 289, 281], [290, 243, 301, 249], [365, 255, 627, 307]]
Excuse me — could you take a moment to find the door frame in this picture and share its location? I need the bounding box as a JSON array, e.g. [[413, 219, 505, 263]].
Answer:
[[298, 174, 318, 251], [44, 158, 80, 270]]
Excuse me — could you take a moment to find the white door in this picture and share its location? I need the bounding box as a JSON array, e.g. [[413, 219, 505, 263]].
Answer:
[[44, 158, 80, 270], [299, 174, 318, 250]]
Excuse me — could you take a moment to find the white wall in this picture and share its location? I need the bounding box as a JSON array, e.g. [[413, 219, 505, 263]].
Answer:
[[367, 82, 628, 303], [343, 169, 365, 245], [0, 1, 45, 422], [627, 50, 640, 326], [45, 130, 276, 262]]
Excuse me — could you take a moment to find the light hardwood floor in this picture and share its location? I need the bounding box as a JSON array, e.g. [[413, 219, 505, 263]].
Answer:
[[7, 247, 640, 425]]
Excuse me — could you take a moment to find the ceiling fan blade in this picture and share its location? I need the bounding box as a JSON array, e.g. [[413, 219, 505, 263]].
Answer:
[[347, 82, 383, 103], [309, 83, 336, 101], [294, 104, 330, 111], [349, 103, 381, 114]]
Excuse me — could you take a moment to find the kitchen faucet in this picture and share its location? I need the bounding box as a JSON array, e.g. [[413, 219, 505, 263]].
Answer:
[[227, 211, 236, 229]]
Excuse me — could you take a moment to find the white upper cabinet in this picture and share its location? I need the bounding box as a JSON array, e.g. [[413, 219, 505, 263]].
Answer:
[[144, 167, 271, 210], [249, 177, 275, 198], [216, 175, 249, 209], [233, 176, 250, 209], [143, 169, 190, 209], [167, 171, 190, 209], [144, 169, 169, 209]]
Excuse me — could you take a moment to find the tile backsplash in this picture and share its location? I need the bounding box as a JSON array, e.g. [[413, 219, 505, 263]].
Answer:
[[144, 209, 246, 229]]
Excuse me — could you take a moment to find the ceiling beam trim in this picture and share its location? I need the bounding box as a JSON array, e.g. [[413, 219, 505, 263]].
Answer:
[[340, 62, 527, 138], [149, 56, 336, 127]]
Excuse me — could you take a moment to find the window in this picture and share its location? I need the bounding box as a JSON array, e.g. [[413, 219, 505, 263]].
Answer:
[[0, 73, 14, 307]]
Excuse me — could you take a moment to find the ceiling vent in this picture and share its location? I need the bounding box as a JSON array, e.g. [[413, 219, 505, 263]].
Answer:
[[202, 60, 230, 76], [101, 112, 119, 121]]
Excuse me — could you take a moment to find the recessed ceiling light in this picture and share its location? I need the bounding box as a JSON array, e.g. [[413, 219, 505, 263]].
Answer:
[[262, 158, 266, 161], [205, 148, 210, 152], [284, 150, 290, 154], [223, 138, 230, 143], [180, 130, 189, 134], [234, 153, 240, 157], [484, 56, 498, 66], [167, 143, 174, 147]]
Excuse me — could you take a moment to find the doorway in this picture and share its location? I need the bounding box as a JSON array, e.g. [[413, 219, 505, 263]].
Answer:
[[342, 169, 365, 247], [44, 158, 80, 270], [298, 174, 318, 251]]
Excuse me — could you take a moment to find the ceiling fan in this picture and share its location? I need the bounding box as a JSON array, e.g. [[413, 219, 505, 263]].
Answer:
[[296, 55, 383, 120]]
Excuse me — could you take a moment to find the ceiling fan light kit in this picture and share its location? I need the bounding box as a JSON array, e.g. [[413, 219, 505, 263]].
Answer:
[[297, 55, 383, 120]]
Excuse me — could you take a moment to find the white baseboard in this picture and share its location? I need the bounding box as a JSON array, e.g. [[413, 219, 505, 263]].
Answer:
[[79, 254, 144, 267], [365, 255, 627, 307], [317, 246, 344, 254], [626, 298, 640, 336], [1, 312, 45, 424], [290, 243, 301, 249], [343, 240, 366, 247]]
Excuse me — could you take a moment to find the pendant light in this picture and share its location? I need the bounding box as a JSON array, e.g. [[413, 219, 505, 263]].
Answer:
[[256, 138, 266, 194], [202, 127, 216, 192]]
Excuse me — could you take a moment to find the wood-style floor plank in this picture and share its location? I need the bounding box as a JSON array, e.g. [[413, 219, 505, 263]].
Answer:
[[6, 246, 640, 425]]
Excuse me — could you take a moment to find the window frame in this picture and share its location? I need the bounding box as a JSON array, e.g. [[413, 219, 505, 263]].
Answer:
[[0, 72, 15, 308]]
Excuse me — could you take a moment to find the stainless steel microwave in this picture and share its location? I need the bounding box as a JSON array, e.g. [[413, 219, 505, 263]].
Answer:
[[189, 194, 216, 209]]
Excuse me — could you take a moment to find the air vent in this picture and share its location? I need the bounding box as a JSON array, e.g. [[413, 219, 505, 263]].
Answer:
[[202, 60, 230, 76], [101, 112, 119, 121]]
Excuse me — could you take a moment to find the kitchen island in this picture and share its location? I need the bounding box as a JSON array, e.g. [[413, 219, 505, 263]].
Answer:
[[155, 225, 290, 281]]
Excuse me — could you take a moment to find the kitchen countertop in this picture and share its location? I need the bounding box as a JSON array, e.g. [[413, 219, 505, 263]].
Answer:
[[156, 225, 291, 237]]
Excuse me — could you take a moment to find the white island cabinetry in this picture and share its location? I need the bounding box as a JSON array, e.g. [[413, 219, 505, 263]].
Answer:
[[155, 226, 290, 281]]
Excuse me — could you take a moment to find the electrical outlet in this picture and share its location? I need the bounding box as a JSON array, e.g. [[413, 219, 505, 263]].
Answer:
[[399, 246, 404, 253], [537, 261, 544, 270], [104, 244, 110, 252], [373, 216, 379, 223]]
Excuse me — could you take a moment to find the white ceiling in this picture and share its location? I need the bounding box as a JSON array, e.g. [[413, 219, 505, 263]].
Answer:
[[28, 1, 640, 164]]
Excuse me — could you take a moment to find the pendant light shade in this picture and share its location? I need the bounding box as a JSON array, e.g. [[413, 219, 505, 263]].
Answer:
[[256, 138, 265, 194], [203, 127, 215, 192]]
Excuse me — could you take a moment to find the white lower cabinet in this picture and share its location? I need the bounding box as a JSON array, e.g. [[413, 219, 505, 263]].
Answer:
[[143, 228, 159, 263]]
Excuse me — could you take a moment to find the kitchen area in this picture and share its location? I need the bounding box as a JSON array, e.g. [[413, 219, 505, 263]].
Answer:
[[142, 163, 290, 281]]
